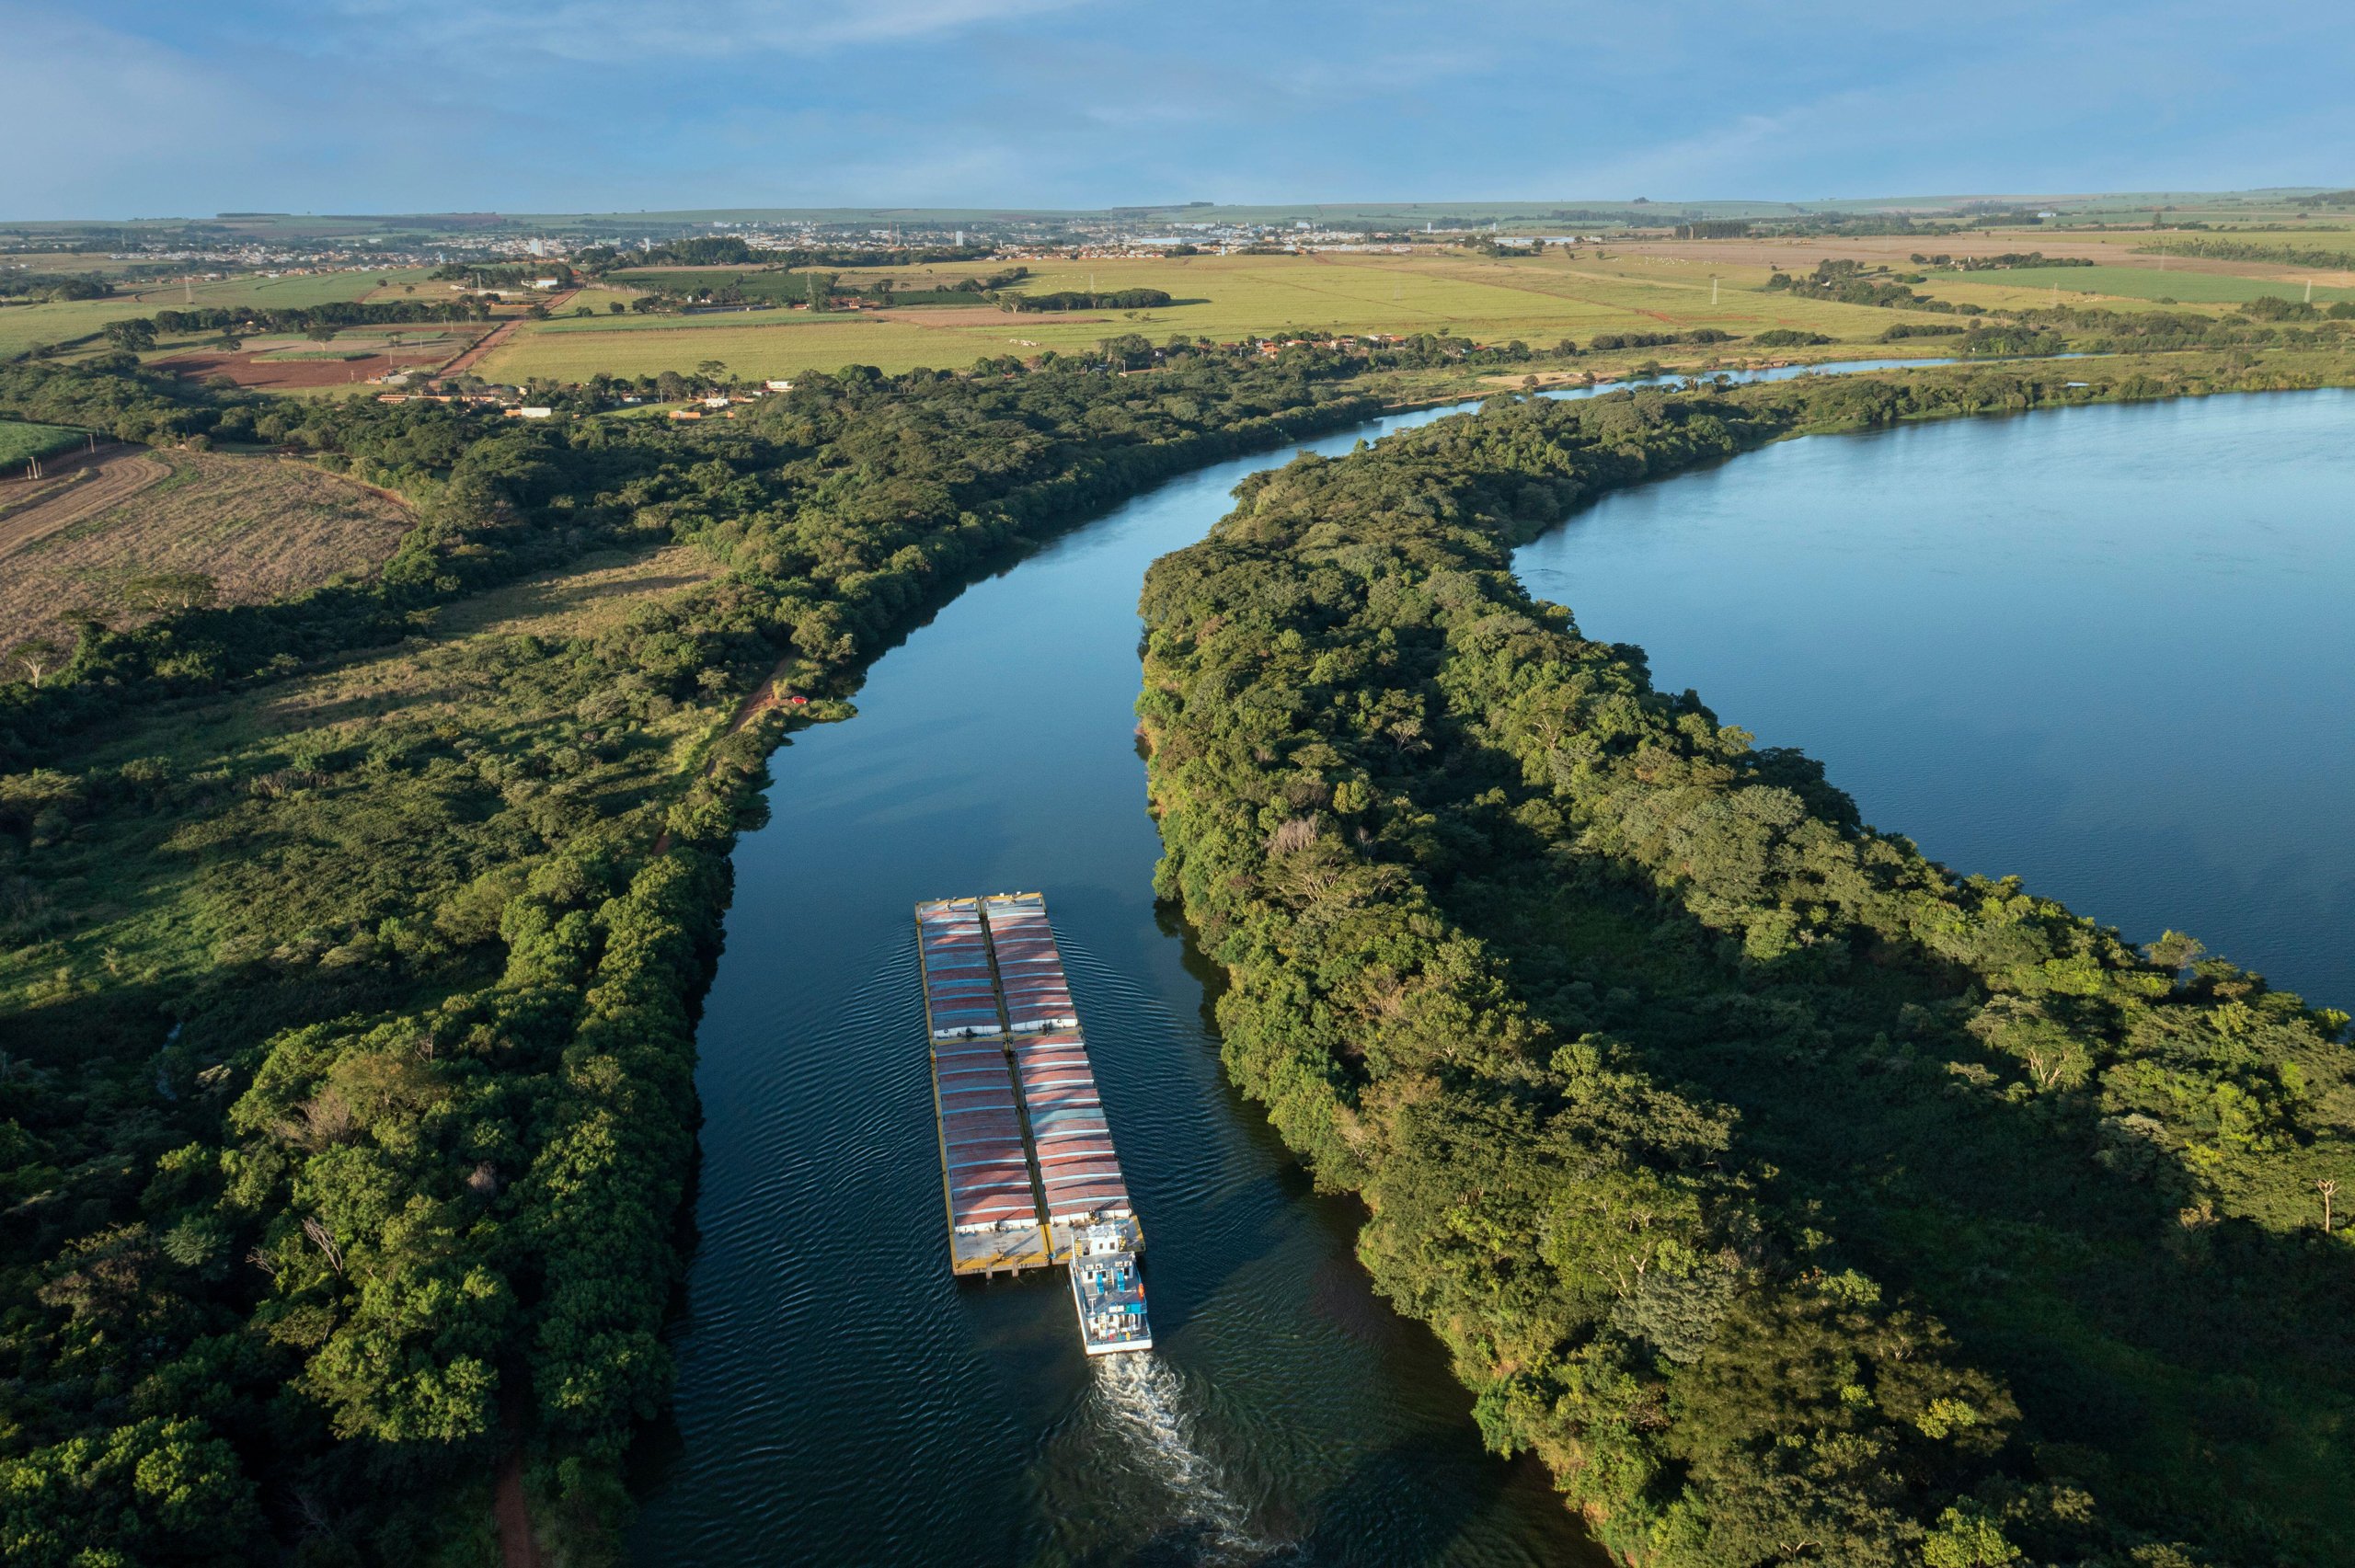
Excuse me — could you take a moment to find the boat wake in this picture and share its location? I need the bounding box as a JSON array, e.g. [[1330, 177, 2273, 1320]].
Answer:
[[1091, 1354, 1275, 1562]]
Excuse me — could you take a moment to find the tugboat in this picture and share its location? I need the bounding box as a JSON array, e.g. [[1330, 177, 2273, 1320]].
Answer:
[[1069, 1223, 1153, 1355]]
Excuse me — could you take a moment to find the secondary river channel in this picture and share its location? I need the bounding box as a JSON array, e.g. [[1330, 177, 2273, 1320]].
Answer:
[[630, 374, 2355, 1564]]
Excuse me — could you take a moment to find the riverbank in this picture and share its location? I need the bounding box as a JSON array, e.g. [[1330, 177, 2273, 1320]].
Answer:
[[1137, 360, 2355, 1565]]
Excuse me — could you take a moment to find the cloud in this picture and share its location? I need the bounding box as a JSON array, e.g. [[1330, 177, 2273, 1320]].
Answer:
[[311, 0, 1097, 63], [4, 0, 2350, 218]]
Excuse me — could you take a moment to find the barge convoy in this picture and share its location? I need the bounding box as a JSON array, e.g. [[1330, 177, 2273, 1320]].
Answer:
[[920, 893, 1152, 1355]]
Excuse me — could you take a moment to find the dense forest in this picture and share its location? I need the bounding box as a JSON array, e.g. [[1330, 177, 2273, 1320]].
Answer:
[[1138, 363, 2355, 1567], [0, 349, 1382, 1562]]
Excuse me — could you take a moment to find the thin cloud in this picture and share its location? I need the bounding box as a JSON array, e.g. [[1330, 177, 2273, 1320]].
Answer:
[[313, 0, 1097, 63], [4, 0, 2350, 218]]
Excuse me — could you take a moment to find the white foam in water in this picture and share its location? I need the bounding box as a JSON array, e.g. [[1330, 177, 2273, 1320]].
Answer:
[[1092, 1355, 1275, 1562]]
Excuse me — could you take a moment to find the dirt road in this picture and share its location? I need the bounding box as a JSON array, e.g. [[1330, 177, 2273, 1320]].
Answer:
[[441, 290, 581, 379]]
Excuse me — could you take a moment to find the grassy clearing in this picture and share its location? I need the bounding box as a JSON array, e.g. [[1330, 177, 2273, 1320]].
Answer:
[[0, 418, 84, 466], [0, 452, 412, 648], [12, 538, 733, 1012]]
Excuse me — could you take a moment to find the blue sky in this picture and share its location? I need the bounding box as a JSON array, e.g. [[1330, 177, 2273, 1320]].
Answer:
[[5, 1, 2351, 219]]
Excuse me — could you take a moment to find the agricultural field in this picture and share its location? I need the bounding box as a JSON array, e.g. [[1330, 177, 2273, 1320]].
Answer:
[[0, 269, 446, 359], [121, 267, 443, 310], [0, 418, 85, 469], [553, 283, 644, 315], [146, 326, 487, 390], [478, 249, 1943, 381], [1921, 264, 2355, 309], [0, 296, 158, 358], [0, 449, 414, 650]]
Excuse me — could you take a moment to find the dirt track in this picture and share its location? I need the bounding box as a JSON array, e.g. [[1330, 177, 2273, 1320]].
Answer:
[[494, 1453, 541, 1568], [441, 290, 580, 378]]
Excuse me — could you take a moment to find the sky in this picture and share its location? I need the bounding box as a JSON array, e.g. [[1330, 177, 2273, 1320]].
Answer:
[[5, 0, 2352, 219]]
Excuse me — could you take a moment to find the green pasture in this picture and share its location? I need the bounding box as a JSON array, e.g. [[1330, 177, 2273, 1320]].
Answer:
[[124, 268, 442, 310], [555, 284, 643, 316], [0, 296, 157, 357], [610, 267, 814, 303], [1927, 265, 2355, 309], [0, 418, 86, 466]]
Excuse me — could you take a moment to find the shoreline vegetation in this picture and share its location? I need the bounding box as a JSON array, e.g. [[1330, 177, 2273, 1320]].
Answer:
[[0, 344, 2349, 1561], [1136, 359, 2355, 1566]]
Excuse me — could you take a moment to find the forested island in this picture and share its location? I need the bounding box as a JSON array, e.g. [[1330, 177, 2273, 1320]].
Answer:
[[3, 342, 2353, 1562], [1136, 365, 2355, 1566]]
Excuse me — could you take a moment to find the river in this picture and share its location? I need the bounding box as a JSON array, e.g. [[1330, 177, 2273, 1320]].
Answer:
[[1513, 386, 2355, 1013], [631, 373, 2354, 1565]]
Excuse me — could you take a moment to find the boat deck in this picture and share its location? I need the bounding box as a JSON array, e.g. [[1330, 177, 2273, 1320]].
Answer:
[[918, 893, 1153, 1351]]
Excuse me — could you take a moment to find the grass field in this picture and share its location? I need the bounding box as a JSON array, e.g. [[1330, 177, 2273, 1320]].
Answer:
[[477, 250, 1936, 381], [0, 270, 448, 358], [124, 267, 443, 310], [0, 296, 159, 356], [0, 451, 413, 647], [553, 283, 643, 316], [0, 418, 86, 466], [1924, 264, 2355, 309]]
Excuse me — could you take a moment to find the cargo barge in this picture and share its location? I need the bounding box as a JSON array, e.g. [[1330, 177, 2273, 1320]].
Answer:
[[918, 893, 1152, 1355]]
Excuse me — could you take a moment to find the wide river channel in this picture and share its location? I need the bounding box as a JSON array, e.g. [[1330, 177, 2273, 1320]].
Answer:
[[630, 374, 2355, 1565]]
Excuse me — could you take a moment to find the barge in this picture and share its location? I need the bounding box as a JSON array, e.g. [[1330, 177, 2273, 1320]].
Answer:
[[918, 892, 1152, 1355]]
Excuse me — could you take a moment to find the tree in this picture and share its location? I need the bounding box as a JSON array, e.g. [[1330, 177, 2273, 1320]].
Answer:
[[213, 332, 242, 353], [2320, 1177, 2338, 1233], [695, 359, 729, 387], [0, 1416, 259, 1565], [103, 317, 157, 352], [305, 324, 339, 346], [6, 636, 63, 688]]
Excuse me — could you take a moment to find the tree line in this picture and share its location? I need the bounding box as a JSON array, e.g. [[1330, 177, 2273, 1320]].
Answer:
[[1137, 361, 2355, 1567], [0, 272, 114, 302], [574, 239, 994, 272], [1003, 287, 1175, 312], [2135, 237, 2355, 271]]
